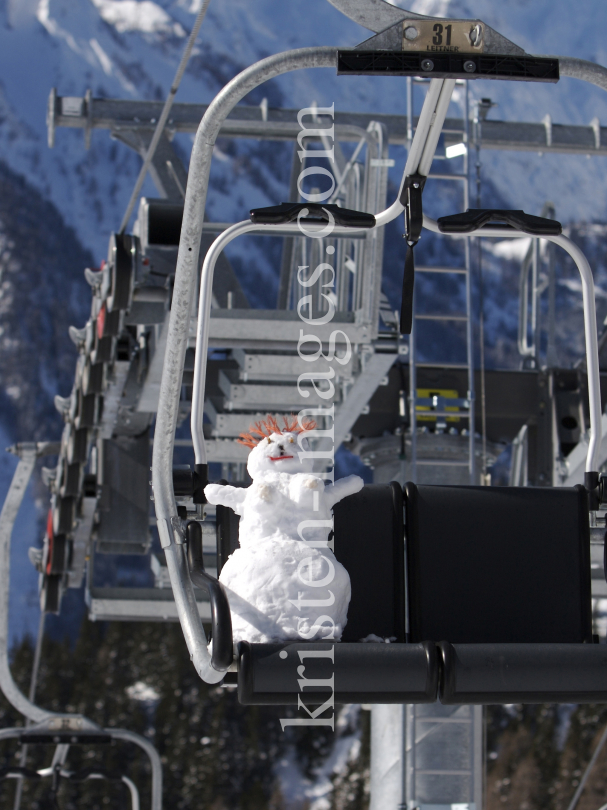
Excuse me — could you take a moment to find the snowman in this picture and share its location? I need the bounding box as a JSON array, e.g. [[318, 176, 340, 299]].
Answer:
[[204, 415, 363, 643]]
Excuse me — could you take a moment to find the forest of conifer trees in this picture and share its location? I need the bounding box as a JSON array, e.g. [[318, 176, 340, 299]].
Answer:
[[3, 619, 607, 810]]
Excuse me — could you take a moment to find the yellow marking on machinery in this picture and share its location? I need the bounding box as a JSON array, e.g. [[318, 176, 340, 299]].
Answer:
[[416, 388, 461, 423]]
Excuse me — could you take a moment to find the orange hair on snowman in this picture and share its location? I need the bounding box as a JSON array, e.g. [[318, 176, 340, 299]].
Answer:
[[237, 414, 317, 449]]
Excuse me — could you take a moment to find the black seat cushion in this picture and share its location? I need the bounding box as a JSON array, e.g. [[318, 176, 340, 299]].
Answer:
[[405, 483, 592, 644], [333, 483, 405, 642], [440, 642, 607, 704]]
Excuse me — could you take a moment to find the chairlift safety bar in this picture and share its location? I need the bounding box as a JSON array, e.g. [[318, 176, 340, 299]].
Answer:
[[0, 747, 141, 810], [423, 214, 602, 471]]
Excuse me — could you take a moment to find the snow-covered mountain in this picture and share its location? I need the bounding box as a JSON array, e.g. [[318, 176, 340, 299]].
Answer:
[[1, 4, 607, 805], [2, 0, 607, 261]]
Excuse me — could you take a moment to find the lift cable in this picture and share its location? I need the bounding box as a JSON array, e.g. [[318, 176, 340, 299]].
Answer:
[[566, 722, 607, 810], [118, 0, 212, 234]]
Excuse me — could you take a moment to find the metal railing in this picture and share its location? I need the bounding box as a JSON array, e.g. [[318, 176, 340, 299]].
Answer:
[[518, 202, 557, 366], [423, 217, 602, 472]]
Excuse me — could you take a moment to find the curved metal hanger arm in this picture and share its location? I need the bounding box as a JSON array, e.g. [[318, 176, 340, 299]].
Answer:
[[325, 0, 424, 32], [0, 446, 163, 809], [152, 47, 337, 686]]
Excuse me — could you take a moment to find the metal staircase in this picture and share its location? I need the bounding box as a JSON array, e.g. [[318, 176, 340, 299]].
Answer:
[[195, 116, 398, 472], [35, 96, 402, 618], [405, 703, 483, 810]]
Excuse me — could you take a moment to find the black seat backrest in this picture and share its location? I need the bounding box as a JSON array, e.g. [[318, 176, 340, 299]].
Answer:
[[216, 482, 406, 643], [405, 483, 592, 644], [333, 483, 405, 643]]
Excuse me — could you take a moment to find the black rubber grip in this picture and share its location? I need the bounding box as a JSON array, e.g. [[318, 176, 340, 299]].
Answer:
[[437, 208, 562, 236], [172, 464, 208, 504], [186, 522, 233, 671], [250, 202, 375, 229], [400, 245, 415, 335]]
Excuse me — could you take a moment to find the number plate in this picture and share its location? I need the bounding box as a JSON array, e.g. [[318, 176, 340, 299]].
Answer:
[[401, 19, 485, 54]]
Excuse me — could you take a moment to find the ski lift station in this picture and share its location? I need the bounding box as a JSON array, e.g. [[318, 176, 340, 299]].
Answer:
[[6, 0, 607, 807]]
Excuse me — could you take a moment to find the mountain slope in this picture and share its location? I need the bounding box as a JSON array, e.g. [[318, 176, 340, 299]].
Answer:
[[1, 0, 607, 263]]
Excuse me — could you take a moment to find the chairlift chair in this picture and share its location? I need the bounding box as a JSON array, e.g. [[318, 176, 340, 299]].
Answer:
[[0, 443, 163, 809], [169, 208, 606, 709], [0, 732, 142, 810], [142, 11, 607, 705], [188, 473, 607, 706], [166, 185, 607, 706]]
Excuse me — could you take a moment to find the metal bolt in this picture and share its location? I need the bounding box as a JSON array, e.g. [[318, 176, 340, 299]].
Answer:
[[421, 58, 434, 72], [469, 24, 482, 47], [413, 182, 420, 188], [463, 60, 476, 73], [404, 26, 419, 41]]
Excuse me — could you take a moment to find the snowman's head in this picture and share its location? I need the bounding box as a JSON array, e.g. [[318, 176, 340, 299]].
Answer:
[[238, 416, 316, 479]]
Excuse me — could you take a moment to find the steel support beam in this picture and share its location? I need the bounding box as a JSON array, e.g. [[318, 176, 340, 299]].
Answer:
[[50, 94, 607, 156]]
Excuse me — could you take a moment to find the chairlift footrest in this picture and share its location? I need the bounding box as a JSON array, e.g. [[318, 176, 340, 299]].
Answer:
[[437, 208, 562, 236], [440, 642, 607, 704], [237, 641, 437, 705], [249, 202, 376, 229]]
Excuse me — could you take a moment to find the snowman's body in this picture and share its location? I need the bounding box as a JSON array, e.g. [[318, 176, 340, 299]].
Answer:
[[204, 422, 363, 643]]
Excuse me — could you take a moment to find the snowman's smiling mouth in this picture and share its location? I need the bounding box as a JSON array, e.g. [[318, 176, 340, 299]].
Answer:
[[269, 455, 294, 462]]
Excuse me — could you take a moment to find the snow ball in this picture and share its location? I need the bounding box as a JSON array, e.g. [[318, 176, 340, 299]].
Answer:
[[92, 0, 186, 37], [125, 681, 160, 702]]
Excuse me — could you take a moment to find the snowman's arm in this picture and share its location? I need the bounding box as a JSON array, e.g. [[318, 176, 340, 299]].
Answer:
[[204, 483, 247, 515], [324, 474, 364, 508]]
